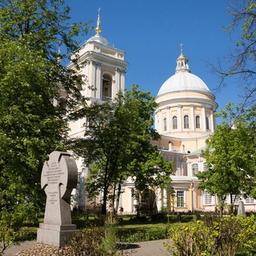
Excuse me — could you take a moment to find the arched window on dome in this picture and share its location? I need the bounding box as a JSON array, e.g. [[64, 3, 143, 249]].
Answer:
[[195, 115, 200, 129], [172, 116, 177, 129], [102, 74, 112, 101], [163, 118, 167, 131], [206, 116, 210, 130], [184, 115, 189, 129]]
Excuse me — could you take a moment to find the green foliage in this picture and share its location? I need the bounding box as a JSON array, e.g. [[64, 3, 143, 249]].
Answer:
[[167, 216, 256, 256], [0, 0, 89, 59], [0, 1, 86, 252], [70, 85, 172, 214], [197, 104, 256, 214], [68, 225, 121, 256], [100, 225, 118, 256], [69, 227, 105, 256], [0, 202, 37, 254], [117, 224, 169, 243]]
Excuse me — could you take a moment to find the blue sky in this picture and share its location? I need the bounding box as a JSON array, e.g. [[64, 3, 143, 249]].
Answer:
[[67, 0, 243, 111]]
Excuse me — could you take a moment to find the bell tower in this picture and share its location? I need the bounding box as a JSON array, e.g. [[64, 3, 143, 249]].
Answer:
[[70, 10, 127, 102]]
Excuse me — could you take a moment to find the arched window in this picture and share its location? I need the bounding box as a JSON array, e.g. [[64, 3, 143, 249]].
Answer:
[[184, 115, 189, 129], [163, 118, 167, 131], [172, 116, 177, 129], [102, 74, 112, 100], [206, 116, 210, 130], [195, 115, 200, 128], [192, 163, 199, 176]]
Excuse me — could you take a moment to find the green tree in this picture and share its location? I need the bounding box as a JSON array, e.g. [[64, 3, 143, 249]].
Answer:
[[0, 0, 87, 245], [70, 85, 172, 215], [197, 105, 256, 216]]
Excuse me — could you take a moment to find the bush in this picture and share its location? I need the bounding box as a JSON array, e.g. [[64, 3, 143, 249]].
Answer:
[[167, 215, 256, 256], [69, 226, 105, 256], [117, 225, 169, 242], [69, 225, 121, 256]]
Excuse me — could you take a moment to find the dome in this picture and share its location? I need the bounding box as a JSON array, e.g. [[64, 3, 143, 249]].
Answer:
[[157, 52, 212, 96], [87, 34, 109, 46], [158, 71, 211, 95], [86, 10, 109, 46]]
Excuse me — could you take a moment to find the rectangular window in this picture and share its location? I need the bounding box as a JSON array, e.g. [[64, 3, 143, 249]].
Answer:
[[177, 191, 184, 208], [204, 192, 212, 205]]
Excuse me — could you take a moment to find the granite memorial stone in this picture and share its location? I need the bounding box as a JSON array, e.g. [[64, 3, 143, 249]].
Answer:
[[37, 151, 78, 247]]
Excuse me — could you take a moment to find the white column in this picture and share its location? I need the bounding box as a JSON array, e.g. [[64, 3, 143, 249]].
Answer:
[[178, 106, 182, 131], [202, 107, 206, 131], [95, 63, 101, 99], [89, 61, 96, 98], [120, 71, 125, 92], [210, 112, 214, 132], [191, 106, 195, 131], [163, 189, 167, 208], [114, 68, 120, 97]]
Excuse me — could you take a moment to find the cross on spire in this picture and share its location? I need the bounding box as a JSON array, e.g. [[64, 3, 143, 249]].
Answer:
[[180, 43, 183, 55], [96, 8, 101, 35]]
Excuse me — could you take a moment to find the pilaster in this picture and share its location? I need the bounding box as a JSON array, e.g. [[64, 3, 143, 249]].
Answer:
[[202, 107, 206, 131]]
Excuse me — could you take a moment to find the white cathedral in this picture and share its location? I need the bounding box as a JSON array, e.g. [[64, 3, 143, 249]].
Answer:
[[69, 14, 256, 214]]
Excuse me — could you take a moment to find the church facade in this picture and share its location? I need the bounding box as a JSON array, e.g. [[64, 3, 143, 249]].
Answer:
[[69, 14, 256, 214]]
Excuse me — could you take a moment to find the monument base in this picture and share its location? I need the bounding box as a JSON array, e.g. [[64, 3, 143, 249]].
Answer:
[[37, 223, 76, 247]]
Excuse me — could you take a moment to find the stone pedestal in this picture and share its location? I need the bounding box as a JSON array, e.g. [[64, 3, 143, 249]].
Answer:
[[37, 223, 76, 247]]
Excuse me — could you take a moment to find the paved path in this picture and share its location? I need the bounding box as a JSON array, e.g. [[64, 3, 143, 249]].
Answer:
[[4, 239, 171, 256], [121, 239, 171, 256], [4, 241, 36, 256]]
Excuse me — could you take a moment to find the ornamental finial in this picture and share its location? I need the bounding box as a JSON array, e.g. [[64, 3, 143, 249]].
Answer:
[[96, 8, 101, 35]]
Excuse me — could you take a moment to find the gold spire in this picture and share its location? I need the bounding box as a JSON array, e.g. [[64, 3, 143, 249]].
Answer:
[[95, 8, 101, 35]]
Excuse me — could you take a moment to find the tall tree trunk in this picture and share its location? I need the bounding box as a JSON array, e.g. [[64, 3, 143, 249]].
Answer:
[[101, 162, 109, 215], [230, 193, 234, 215], [218, 195, 225, 217], [102, 186, 108, 215], [115, 182, 122, 214], [111, 183, 116, 215]]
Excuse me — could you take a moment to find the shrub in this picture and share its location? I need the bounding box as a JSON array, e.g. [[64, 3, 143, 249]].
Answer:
[[69, 226, 105, 256], [69, 225, 121, 256], [117, 225, 169, 242], [100, 225, 118, 256], [167, 215, 256, 256]]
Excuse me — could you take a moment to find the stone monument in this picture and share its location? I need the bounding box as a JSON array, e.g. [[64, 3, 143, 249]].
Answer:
[[37, 151, 78, 247]]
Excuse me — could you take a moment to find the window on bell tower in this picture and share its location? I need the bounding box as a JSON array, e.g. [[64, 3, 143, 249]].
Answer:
[[102, 74, 112, 100]]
